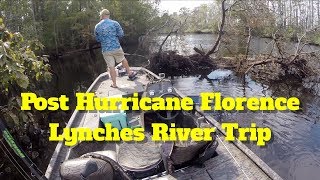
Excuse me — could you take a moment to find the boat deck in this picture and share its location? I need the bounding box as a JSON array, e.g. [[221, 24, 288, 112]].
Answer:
[[45, 67, 282, 180], [94, 68, 152, 97]]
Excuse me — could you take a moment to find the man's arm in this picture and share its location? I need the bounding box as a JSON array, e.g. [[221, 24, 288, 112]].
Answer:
[[94, 26, 102, 42], [115, 22, 124, 38]]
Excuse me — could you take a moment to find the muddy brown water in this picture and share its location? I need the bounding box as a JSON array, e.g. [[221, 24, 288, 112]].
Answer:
[[42, 33, 320, 180]]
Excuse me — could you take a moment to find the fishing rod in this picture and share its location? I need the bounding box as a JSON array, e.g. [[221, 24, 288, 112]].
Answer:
[[0, 119, 47, 180]]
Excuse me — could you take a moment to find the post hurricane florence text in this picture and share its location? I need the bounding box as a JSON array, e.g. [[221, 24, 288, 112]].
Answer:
[[20, 92, 300, 147]]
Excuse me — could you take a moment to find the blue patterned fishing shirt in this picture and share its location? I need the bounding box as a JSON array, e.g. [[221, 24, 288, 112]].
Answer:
[[94, 19, 124, 52]]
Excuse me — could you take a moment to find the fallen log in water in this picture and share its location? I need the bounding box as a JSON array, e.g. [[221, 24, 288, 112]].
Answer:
[[218, 54, 316, 83], [147, 0, 231, 77], [147, 51, 316, 85]]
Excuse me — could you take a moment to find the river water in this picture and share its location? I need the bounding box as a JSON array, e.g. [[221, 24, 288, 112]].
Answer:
[[151, 33, 320, 57], [50, 33, 320, 180], [173, 70, 320, 180], [164, 34, 320, 180]]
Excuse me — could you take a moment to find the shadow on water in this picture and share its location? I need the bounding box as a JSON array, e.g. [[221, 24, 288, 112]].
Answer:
[[172, 69, 320, 180]]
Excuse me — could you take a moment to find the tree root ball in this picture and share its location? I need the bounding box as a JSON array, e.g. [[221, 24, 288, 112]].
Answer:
[[147, 51, 217, 77]]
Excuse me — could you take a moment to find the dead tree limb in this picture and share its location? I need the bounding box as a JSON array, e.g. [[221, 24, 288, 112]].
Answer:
[[193, 0, 241, 57], [158, 17, 188, 53], [193, 47, 205, 56], [267, 40, 276, 59], [136, 18, 170, 53], [245, 59, 288, 74], [273, 34, 285, 59], [245, 26, 252, 60], [289, 26, 320, 64], [204, 0, 227, 57], [158, 27, 177, 53]]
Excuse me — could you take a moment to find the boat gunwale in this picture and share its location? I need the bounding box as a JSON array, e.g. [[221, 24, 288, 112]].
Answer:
[[45, 72, 109, 179]]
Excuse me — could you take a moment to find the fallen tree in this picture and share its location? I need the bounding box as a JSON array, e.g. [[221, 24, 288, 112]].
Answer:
[[147, 0, 318, 85], [147, 0, 234, 76], [236, 27, 319, 83], [148, 51, 216, 77]]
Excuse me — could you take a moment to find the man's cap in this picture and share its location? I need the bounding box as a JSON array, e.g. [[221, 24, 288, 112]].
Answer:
[[100, 9, 110, 16]]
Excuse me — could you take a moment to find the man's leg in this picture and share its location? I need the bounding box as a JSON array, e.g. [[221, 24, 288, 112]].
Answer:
[[121, 58, 133, 75], [109, 67, 117, 87], [114, 48, 136, 78], [103, 52, 117, 87]]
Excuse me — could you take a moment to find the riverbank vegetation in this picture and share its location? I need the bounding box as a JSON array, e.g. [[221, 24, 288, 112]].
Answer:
[[0, 18, 55, 178], [148, 0, 320, 90], [169, 0, 320, 45], [0, 0, 160, 54]]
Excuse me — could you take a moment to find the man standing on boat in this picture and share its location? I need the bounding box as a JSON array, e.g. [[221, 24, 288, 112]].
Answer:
[[95, 9, 137, 88]]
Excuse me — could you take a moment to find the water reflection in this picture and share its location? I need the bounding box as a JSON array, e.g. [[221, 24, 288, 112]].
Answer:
[[172, 69, 320, 180]]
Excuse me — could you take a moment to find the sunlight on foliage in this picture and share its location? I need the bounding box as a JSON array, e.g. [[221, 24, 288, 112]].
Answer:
[[0, 17, 51, 125]]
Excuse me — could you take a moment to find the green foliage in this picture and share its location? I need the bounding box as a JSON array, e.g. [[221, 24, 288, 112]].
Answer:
[[168, 4, 219, 33], [312, 34, 320, 45], [0, 18, 51, 125], [1, 0, 160, 52]]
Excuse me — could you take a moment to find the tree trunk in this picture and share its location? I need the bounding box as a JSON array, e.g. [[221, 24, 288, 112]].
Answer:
[[204, 0, 227, 57]]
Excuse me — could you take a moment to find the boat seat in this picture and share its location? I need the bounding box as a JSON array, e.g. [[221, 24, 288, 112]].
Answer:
[[171, 140, 208, 165], [68, 141, 118, 159], [89, 150, 117, 162], [60, 157, 114, 180], [117, 133, 162, 170]]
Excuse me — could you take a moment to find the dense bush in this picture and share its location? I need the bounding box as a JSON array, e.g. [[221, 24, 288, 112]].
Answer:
[[0, 17, 53, 178]]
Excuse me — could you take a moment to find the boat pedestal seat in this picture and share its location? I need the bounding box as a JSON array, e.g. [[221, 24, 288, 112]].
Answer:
[[117, 134, 162, 171], [68, 141, 118, 159], [87, 150, 117, 162], [170, 140, 208, 165], [59, 157, 114, 180]]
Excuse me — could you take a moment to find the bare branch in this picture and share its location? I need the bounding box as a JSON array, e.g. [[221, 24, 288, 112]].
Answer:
[[226, 0, 241, 12], [158, 17, 188, 53], [136, 18, 170, 53], [245, 26, 252, 60], [290, 25, 320, 64], [245, 59, 287, 74], [204, 0, 227, 57]]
